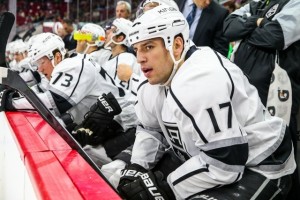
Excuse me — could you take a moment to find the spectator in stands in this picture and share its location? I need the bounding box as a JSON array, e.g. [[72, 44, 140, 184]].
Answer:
[[62, 18, 77, 52], [174, 0, 229, 56], [116, 0, 131, 20]]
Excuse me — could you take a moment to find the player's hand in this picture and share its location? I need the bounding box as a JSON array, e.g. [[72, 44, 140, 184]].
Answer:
[[0, 89, 19, 111], [117, 64, 133, 82], [72, 92, 122, 146], [118, 171, 175, 200], [117, 163, 148, 191]]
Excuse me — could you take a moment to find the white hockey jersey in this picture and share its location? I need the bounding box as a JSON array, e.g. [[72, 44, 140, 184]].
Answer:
[[102, 52, 141, 92], [89, 48, 111, 68], [12, 54, 138, 129], [132, 47, 296, 199]]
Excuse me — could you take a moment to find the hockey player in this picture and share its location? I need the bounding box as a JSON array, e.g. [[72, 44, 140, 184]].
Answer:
[[102, 18, 141, 92], [114, 5, 296, 200], [74, 23, 111, 67], [0, 32, 137, 133]]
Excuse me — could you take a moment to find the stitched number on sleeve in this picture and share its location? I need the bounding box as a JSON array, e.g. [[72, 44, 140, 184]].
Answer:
[[52, 72, 73, 87], [206, 101, 232, 133]]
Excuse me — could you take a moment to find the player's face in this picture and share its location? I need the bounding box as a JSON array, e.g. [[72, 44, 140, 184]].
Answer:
[[133, 38, 173, 85], [193, 0, 212, 9], [36, 56, 53, 80], [14, 52, 25, 63], [116, 4, 130, 19], [105, 26, 117, 48]]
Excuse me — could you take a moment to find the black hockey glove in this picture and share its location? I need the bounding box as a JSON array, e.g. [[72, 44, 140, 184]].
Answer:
[[72, 92, 122, 146], [0, 89, 19, 111], [117, 163, 148, 192], [118, 171, 175, 200]]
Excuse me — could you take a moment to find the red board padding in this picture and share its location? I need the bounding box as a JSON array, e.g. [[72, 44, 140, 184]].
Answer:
[[6, 111, 121, 200]]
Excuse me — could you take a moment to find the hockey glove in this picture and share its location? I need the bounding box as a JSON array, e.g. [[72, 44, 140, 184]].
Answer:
[[0, 89, 19, 111], [118, 171, 175, 200], [72, 92, 122, 146], [117, 163, 148, 192]]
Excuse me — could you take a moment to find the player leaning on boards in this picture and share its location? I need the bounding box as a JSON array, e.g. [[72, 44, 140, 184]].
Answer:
[[116, 5, 296, 200], [0, 33, 137, 137]]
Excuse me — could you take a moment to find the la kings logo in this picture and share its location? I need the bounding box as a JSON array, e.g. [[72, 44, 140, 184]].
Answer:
[[266, 4, 279, 18]]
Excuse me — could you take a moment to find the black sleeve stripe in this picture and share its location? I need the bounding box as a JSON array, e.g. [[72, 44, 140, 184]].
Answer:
[[213, 51, 234, 100], [70, 55, 85, 97], [99, 66, 107, 79], [204, 143, 248, 166], [233, 172, 241, 183], [99, 66, 126, 97], [49, 90, 73, 114], [173, 165, 209, 186], [258, 128, 292, 166], [131, 91, 137, 96], [114, 55, 119, 79], [137, 79, 148, 91], [169, 87, 208, 143]]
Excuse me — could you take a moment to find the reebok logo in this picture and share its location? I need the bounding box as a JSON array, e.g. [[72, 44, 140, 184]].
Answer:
[[99, 96, 114, 113], [141, 173, 165, 200]]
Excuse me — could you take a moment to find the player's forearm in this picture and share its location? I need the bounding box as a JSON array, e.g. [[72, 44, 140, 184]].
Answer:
[[131, 126, 168, 170], [12, 92, 53, 110]]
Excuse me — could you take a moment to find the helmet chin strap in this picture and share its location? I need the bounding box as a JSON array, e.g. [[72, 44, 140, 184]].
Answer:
[[161, 45, 185, 87], [51, 59, 56, 67], [83, 43, 96, 54], [104, 34, 125, 48]]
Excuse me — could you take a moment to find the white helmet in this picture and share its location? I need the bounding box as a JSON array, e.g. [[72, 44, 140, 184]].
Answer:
[[129, 5, 190, 85], [74, 23, 106, 47], [143, 0, 179, 10], [136, 0, 179, 16], [106, 18, 133, 47], [28, 32, 66, 65], [11, 39, 28, 54]]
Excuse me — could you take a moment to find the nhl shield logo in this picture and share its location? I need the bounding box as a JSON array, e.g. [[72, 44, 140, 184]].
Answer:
[[266, 4, 279, 18]]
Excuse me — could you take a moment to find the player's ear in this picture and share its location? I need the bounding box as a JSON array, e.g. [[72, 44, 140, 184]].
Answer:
[[116, 34, 125, 43], [173, 36, 184, 61], [53, 51, 63, 65]]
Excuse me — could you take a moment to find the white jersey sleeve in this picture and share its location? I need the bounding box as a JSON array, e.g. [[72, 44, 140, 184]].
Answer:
[[131, 79, 170, 169], [89, 48, 111, 67]]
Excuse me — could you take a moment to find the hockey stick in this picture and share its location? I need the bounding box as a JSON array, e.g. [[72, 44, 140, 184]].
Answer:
[[0, 12, 15, 91], [0, 12, 120, 195], [0, 12, 15, 67]]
